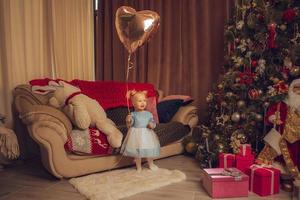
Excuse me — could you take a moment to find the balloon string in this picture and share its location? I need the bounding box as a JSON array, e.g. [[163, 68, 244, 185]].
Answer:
[[106, 53, 134, 176], [126, 53, 134, 114]]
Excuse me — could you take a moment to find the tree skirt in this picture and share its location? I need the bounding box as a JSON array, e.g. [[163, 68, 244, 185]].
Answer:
[[69, 168, 186, 200]]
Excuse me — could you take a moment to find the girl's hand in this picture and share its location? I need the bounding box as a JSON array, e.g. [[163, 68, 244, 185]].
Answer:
[[126, 114, 133, 127], [147, 123, 155, 129]]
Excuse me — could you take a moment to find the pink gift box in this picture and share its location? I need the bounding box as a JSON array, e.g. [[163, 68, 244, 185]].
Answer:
[[202, 168, 249, 198], [238, 144, 252, 156], [219, 153, 236, 168], [236, 154, 254, 173], [246, 165, 280, 196]]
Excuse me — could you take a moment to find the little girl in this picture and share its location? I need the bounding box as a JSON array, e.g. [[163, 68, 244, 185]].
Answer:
[[121, 90, 160, 172]]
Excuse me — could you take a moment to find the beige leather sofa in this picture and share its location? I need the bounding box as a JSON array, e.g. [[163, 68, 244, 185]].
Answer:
[[13, 85, 198, 178]]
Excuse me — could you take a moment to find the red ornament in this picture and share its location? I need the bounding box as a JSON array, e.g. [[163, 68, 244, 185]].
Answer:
[[251, 60, 258, 68], [274, 81, 288, 94], [239, 71, 255, 85], [257, 14, 265, 22], [248, 89, 260, 100], [283, 8, 296, 23]]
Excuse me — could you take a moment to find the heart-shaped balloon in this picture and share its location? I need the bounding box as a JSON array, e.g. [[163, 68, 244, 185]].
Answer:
[[115, 6, 160, 54]]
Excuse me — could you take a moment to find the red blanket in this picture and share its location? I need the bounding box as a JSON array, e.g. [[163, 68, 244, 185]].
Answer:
[[29, 78, 157, 110], [70, 79, 157, 110]]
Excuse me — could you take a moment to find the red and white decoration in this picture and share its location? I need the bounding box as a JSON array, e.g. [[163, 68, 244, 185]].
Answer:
[[64, 128, 113, 155]]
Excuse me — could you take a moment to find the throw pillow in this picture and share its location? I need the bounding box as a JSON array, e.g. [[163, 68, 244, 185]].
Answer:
[[64, 128, 113, 156], [157, 99, 183, 123], [146, 96, 159, 123], [160, 95, 194, 106]]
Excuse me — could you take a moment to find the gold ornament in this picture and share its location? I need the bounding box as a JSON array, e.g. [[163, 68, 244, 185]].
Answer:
[[231, 112, 241, 122], [272, 78, 280, 84], [230, 130, 247, 153], [185, 142, 198, 154], [237, 100, 246, 108], [218, 143, 224, 149], [255, 114, 263, 121], [214, 134, 221, 141], [217, 83, 224, 90], [206, 92, 213, 102], [226, 92, 234, 97], [216, 114, 230, 126], [280, 24, 287, 31], [290, 67, 300, 77], [217, 143, 225, 153], [237, 133, 247, 142]]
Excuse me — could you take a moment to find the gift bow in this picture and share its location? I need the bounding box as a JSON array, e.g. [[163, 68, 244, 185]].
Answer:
[[223, 168, 242, 181], [209, 168, 242, 181], [250, 164, 275, 195]]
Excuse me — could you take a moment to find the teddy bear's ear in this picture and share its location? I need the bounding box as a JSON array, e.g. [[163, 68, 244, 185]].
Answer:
[[48, 81, 60, 87], [131, 90, 137, 96], [58, 81, 66, 87], [31, 85, 56, 95]]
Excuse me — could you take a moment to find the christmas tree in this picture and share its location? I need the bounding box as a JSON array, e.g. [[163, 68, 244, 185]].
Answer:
[[185, 0, 300, 168]]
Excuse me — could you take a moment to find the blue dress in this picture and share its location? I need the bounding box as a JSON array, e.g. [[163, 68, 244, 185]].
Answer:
[[121, 111, 160, 158]]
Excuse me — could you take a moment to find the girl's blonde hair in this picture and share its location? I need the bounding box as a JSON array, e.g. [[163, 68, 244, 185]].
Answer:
[[126, 90, 148, 100]]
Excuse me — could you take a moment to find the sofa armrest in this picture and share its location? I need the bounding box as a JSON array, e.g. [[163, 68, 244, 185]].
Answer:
[[171, 105, 198, 128], [19, 105, 72, 143]]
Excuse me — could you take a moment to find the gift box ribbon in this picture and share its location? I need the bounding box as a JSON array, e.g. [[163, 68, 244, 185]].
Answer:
[[250, 164, 274, 195], [224, 153, 235, 168], [240, 144, 250, 156]]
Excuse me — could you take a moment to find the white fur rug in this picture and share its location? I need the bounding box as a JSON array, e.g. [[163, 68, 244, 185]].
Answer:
[[69, 168, 186, 200]]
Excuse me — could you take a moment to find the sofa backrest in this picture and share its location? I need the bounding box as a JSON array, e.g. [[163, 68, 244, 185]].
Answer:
[[13, 84, 52, 160]]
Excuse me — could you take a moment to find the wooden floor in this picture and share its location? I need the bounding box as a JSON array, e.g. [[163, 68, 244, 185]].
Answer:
[[0, 155, 294, 200]]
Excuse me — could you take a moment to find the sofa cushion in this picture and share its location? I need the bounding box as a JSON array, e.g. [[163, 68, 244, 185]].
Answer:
[[157, 99, 183, 123], [106, 107, 132, 126], [154, 122, 190, 146], [159, 95, 194, 106]]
